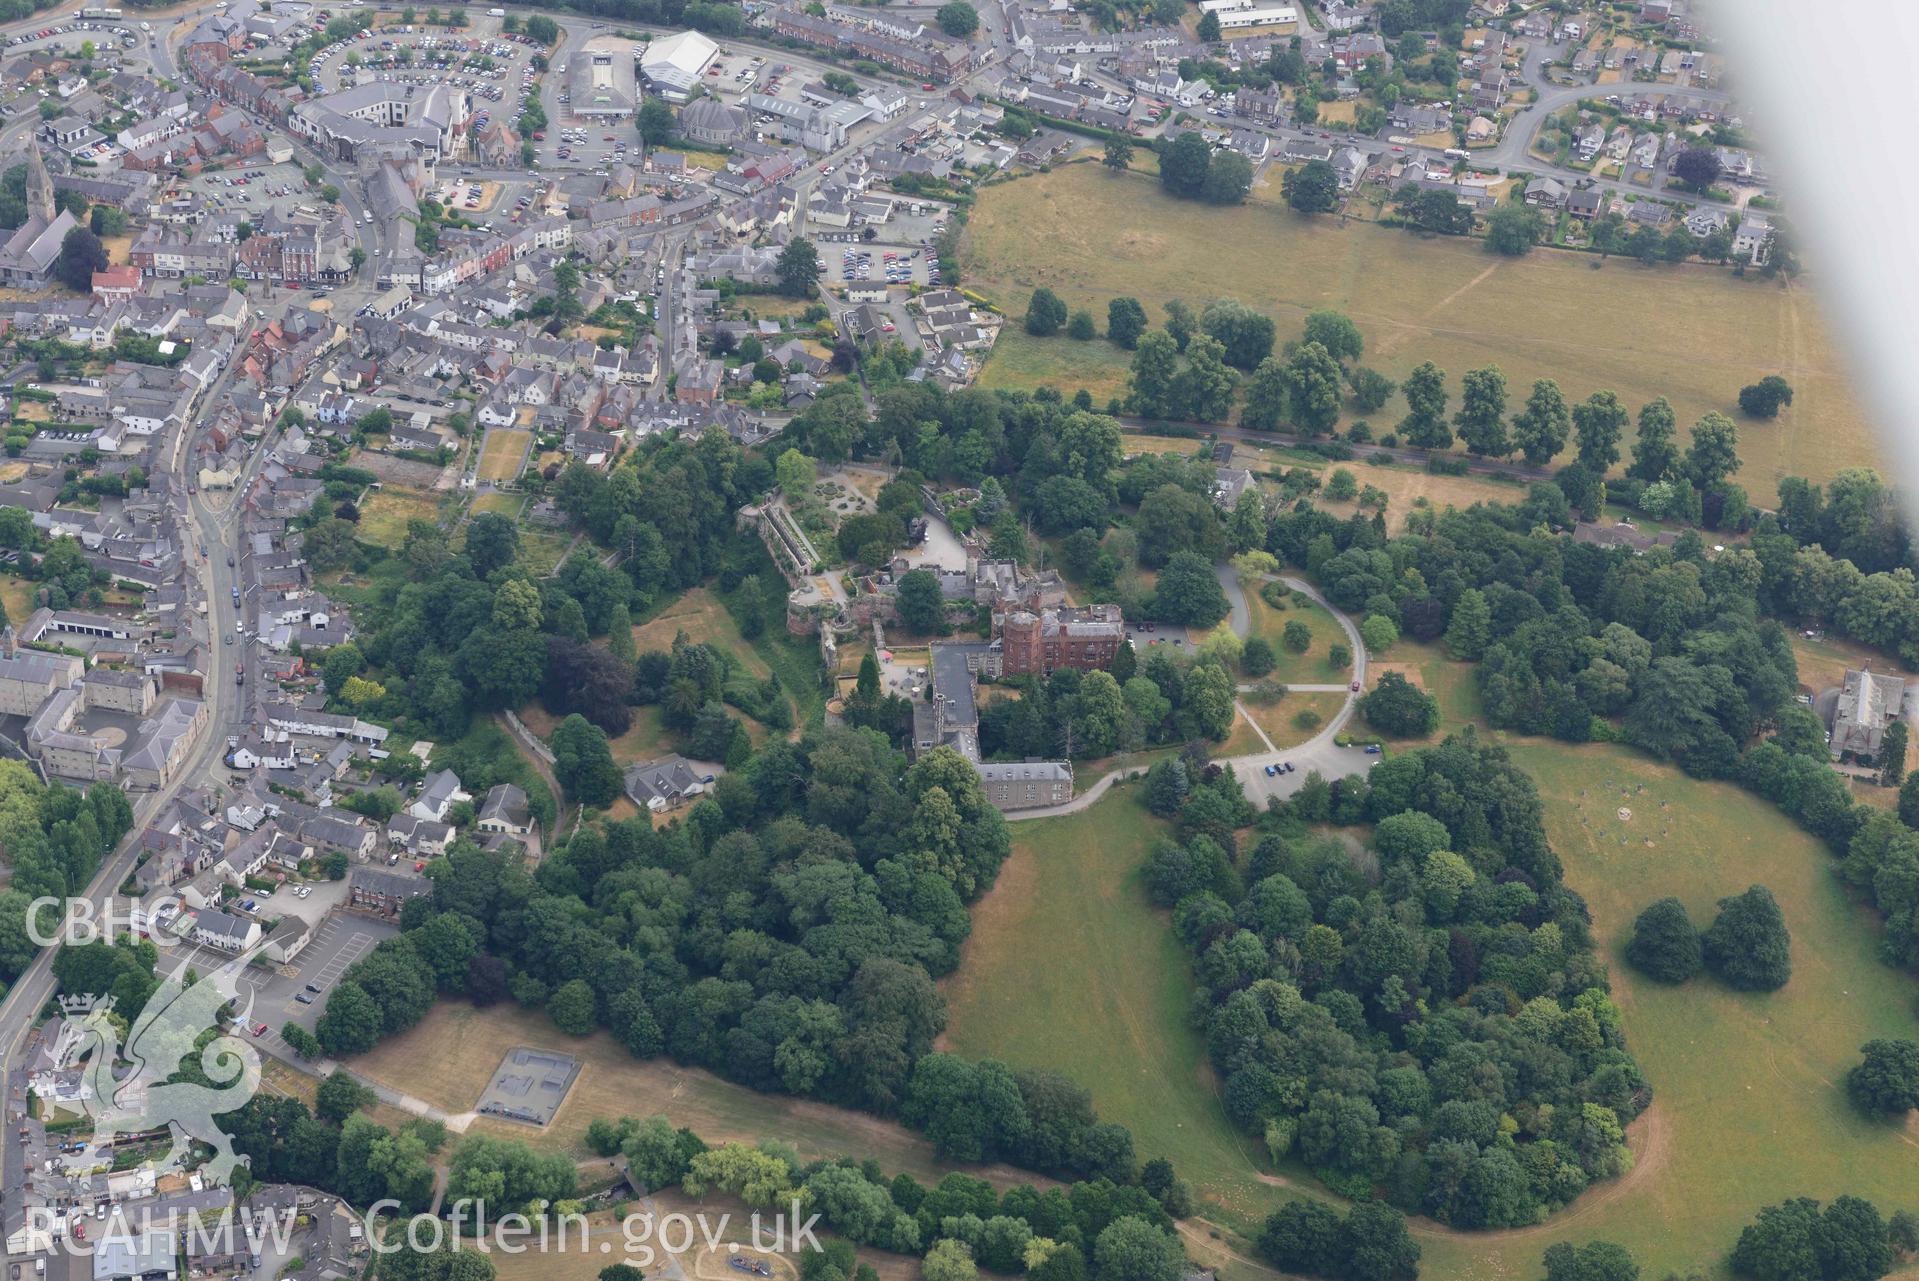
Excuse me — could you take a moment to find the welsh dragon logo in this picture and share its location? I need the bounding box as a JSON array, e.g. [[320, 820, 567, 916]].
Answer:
[[57, 950, 264, 1187]]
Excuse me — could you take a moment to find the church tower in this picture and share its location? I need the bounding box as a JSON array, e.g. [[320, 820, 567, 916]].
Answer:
[[25, 139, 55, 227]]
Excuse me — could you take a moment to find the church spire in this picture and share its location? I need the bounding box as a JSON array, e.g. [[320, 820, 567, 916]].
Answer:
[[25, 138, 55, 226]]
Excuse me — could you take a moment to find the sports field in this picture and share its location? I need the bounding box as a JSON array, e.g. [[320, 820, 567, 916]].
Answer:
[[963, 162, 1878, 488]]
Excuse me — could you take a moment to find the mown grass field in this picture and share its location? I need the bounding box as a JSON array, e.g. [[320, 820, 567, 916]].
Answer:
[[1301, 458, 1534, 528], [963, 162, 1878, 489], [471, 490, 527, 517], [346, 1000, 1036, 1190], [1247, 590, 1349, 685], [477, 429, 534, 483], [1242, 689, 1347, 746], [1413, 742, 1919, 1280], [944, 734, 1919, 1280], [939, 791, 1292, 1227], [357, 488, 444, 548], [977, 326, 1135, 405]]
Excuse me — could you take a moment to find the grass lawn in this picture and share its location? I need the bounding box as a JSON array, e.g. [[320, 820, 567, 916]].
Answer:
[[975, 326, 1135, 405], [346, 1000, 1036, 1189], [943, 740, 1919, 1281], [1248, 590, 1350, 684], [1790, 630, 1910, 700], [963, 163, 1879, 489], [1072, 745, 1181, 794], [633, 588, 773, 678], [1363, 639, 1485, 740], [634, 586, 824, 732], [941, 790, 1288, 1228], [518, 699, 677, 766], [1242, 690, 1347, 747], [1302, 457, 1534, 529], [0, 572, 34, 628], [1122, 430, 1216, 458], [357, 489, 443, 548], [1221, 704, 1270, 757], [470, 491, 527, 520], [477, 429, 533, 483], [1409, 741, 1919, 1281]]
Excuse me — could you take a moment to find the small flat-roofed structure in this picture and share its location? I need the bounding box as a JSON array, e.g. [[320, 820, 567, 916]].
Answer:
[[477, 1047, 581, 1125]]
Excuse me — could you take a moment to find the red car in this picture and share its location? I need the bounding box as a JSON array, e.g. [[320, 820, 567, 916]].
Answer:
[[253, 1023, 268, 1036], [414, 861, 425, 872], [1350, 681, 1361, 692]]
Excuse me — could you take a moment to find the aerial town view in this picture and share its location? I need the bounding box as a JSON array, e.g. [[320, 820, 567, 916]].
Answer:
[[0, 0, 1915, 1278]]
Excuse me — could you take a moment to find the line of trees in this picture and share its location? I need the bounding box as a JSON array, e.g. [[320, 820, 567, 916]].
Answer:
[[591, 1113, 1191, 1281]]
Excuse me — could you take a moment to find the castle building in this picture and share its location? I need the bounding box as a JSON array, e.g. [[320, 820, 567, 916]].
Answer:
[[993, 604, 1125, 677]]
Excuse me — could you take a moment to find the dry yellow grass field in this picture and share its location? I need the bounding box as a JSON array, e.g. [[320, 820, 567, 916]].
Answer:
[[357, 489, 443, 548], [1789, 630, 1913, 699], [0, 573, 34, 625], [478, 429, 534, 483], [631, 590, 772, 679], [346, 1001, 1037, 1189], [964, 163, 1879, 489], [1242, 690, 1347, 746]]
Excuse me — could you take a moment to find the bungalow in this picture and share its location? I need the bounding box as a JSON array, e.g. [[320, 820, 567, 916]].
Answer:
[[476, 783, 533, 837], [624, 755, 717, 812], [1524, 177, 1569, 209]]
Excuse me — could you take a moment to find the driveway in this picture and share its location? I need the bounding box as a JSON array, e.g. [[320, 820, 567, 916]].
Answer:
[[1007, 574, 1370, 821]]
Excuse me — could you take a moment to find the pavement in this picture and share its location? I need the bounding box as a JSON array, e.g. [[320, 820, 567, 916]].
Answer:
[[1007, 573, 1372, 821]]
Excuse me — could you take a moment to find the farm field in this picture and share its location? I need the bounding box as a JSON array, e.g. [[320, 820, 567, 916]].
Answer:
[[357, 488, 444, 548], [963, 162, 1878, 489], [344, 1000, 1035, 1190], [478, 429, 533, 483]]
